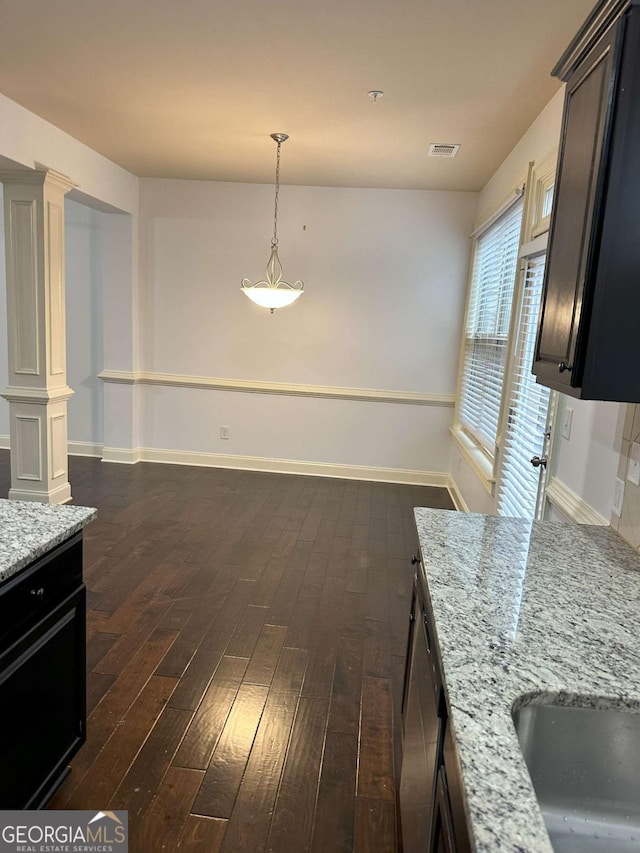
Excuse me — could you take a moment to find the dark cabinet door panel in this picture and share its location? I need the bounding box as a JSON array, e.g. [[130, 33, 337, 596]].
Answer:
[[399, 582, 442, 852], [400, 566, 472, 853], [0, 585, 86, 808], [429, 768, 457, 853], [535, 24, 618, 388], [582, 8, 640, 399], [534, 3, 640, 401]]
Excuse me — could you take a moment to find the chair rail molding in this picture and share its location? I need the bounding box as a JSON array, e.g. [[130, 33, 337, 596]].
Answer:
[[98, 370, 456, 407]]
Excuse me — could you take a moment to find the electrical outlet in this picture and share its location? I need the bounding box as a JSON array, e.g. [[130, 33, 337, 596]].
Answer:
[[613, 477, 625, 516], [220, 425, 229, 440], [562, 407, 573, 440], [628, 442, 640, 486]]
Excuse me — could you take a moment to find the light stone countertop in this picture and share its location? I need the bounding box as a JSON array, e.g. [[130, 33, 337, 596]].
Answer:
[[414, 507, 640, 853], [0, 498, 97, 582]]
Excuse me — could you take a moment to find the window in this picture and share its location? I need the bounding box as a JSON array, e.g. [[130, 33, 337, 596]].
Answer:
[[531, 161, 556, 238], [457, 199, 524, 459], [542, 185, 555, 218]]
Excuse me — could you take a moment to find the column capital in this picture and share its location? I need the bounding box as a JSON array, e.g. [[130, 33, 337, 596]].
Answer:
[[0, 166, 76, 195], [2, 385, 74, 404]]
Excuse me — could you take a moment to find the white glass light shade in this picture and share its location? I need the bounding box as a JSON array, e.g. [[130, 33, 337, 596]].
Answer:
[[241, 286, 303, 310], [241, 246, 304, 313]]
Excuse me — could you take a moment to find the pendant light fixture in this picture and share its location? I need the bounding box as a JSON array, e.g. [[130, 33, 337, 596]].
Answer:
[[241, 133, 304, 313]]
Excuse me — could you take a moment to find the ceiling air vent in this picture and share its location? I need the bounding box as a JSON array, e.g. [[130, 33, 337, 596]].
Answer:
[[428, 143, 460, 158]]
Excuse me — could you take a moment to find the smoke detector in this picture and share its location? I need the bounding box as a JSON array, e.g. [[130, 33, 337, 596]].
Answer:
[[428, 143, 461, 158]]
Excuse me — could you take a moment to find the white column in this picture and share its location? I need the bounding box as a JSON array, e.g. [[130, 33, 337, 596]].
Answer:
[[0, 169, 75, 503]]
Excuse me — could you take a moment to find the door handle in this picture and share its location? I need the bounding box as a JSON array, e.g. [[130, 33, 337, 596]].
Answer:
[[530, 455, 548, 469]]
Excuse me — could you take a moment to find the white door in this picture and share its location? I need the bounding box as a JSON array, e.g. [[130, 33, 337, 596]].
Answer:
[[496, 251, 553, 519]]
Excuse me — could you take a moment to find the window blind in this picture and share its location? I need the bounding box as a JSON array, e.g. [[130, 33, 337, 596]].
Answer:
[[458, 199, 523, 455], [496, 253, 551, 519]]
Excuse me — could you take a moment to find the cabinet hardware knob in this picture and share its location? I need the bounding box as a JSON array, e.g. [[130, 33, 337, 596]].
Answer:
[[530, 455, 548, 469], [411, 555, 420, 565], [558, 361, 573, 373], [30, 587, 45, 599]]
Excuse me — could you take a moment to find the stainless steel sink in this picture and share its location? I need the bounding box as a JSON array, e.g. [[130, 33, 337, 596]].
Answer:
[[512, 700, 640, 852]]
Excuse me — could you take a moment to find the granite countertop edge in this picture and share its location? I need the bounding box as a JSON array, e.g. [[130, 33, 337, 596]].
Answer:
[[0, 499, 97, 583], [413, 507, 640, 853]]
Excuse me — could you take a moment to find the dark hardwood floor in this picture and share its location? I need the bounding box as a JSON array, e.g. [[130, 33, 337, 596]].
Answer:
[[0, 451, 454, 852]]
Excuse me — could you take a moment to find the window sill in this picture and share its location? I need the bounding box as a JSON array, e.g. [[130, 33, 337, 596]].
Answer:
[[449, 427, 496, 495]]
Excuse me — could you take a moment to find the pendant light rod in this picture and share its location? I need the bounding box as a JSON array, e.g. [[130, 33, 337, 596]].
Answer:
[[269, 133, 288, 248], [240, 132, 304, 313]]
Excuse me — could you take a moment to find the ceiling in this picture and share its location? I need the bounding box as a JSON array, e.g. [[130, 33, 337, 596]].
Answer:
[[0, 0, 595, 191]]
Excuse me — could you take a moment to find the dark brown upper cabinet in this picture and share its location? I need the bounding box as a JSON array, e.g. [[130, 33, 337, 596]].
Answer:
[[533, 0, 640, 400]]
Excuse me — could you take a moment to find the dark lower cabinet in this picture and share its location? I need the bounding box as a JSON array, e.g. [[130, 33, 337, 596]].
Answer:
[[430, 768, 457, 853], [400, 576, 443, 853], [0, 534, 86, 808], [400, 562, 471, 852]]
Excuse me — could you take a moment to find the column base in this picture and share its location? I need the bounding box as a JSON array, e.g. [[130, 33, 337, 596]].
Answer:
[[9, 482, 72, 504]]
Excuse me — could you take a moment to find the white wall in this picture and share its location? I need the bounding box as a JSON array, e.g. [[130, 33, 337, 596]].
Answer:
[[137, 179, 477, 474], [551, 396, 624, 521], [65, 200, 105, 446], [141, 386, 455, 475], [449, 448, 495, 513], [101, 210, 141, 454]]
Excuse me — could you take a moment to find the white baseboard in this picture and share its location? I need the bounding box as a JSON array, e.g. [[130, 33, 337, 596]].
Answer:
[[68, 440, 103, 458], [0, 433, 607, 519], [447, 475, 470, 512], [101, 446, 142, 465], [545, 477, 608, 526], [0, 433, 449, 488], [134, 446, 449, 487]]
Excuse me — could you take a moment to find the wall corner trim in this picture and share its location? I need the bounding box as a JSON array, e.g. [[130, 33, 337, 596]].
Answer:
[[98, 369, 456, 407], [447, 475, 470, 512], [545, 477, 608, 526]]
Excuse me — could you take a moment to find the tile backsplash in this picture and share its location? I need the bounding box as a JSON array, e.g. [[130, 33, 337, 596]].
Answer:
[[611, 404, 640, 548]]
